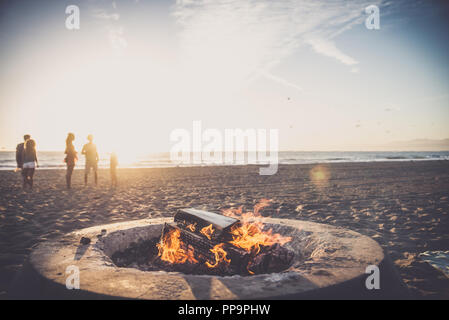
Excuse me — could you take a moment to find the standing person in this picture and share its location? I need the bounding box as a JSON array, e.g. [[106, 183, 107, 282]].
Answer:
[[110, 152, 118, 187], [22, 139, 38, 189], [64, 133, 78, 189], [81, 134, 99, 186], [15, 134, 30, 174]]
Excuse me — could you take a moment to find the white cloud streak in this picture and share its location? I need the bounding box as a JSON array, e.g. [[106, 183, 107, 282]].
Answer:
[[91, 2, 127, 52], [306, 38, 358, 66], [260, 71, 304, 92], [172, 0, 383, 90]]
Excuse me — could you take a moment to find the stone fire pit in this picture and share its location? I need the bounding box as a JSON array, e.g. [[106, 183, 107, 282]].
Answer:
[[19, 217, 410, 299]]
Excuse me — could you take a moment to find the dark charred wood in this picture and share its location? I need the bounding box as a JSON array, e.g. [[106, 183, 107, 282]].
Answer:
[[246, 243, 294, 274], [174, 208, 240, 241], [162, 223, 215, 263], [161, 223, 249, 265], [159, 222, 293, 275]]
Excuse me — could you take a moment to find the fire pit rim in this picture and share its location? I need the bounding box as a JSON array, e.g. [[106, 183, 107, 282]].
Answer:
[[29, 217, 384, 300]]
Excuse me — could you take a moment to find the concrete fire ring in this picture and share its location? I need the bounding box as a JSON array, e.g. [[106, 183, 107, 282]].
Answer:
[[17, 217, 409, 299]]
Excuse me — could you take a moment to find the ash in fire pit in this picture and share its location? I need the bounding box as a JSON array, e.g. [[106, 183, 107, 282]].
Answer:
[[112, 207, 294, 276]]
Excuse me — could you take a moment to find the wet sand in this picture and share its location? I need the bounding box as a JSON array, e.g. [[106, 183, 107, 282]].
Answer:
[[1, 161, 448, 299]]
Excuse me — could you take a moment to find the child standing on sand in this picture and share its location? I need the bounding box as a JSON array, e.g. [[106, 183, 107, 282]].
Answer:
[[110, 152, 118, 187]]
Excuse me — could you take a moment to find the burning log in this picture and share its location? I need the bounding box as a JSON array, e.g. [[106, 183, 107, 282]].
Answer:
[[160, 222, 218, 263], [174, 208, 239, 242], [156, 208, 294, 276], [158, 223, 251, 273]]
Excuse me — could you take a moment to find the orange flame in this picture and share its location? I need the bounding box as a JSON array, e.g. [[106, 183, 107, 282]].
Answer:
[[156, 199, 291, 275], [186, 223, 196, 232], [254, 198, 272, 216], [229, 221, 291, 254], [157, 228, 198, 264], [223, 199, 291, 255], [200, 224, 215, 240], [222, 205, 243, 219], [205, 243, 231, 268], [222, 199, 272, 221]]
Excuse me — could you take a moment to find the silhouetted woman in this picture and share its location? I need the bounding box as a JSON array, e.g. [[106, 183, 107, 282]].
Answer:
[[22, 139, 38, 189], [64, 133, 77, 189]]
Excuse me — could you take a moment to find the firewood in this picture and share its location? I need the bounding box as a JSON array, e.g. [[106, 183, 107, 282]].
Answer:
[[174, 208, 240, 242], [153, 209, 294, 275]]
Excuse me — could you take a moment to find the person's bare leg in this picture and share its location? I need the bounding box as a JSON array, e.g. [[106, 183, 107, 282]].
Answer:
[[29, 168, 34, 190], [22, 170, 27, 189], [66, 165, 73, 189]]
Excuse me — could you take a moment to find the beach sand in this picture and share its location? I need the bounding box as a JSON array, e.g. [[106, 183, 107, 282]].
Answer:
[[1, 161, 448, 299]]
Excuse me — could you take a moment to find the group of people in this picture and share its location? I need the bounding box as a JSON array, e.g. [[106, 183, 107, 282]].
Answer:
[[15, 133, 118, 190]]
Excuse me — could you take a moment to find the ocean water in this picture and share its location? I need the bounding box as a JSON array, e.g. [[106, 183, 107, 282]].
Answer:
[[1, 151, 448, 170]]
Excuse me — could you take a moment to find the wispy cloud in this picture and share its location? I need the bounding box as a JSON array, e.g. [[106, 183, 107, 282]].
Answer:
[[91, 1, 127, 52], [259, 71, 304, 92], [306, 38, 358, 66], [91, 10, 119, 21], [172, 0, 382, 90]]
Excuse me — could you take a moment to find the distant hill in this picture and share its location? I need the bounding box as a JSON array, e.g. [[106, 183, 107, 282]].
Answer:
[[385, 138, 449, 151]]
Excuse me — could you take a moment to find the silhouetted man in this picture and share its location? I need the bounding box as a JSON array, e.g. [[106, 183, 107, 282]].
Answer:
[[81, 134, 99, 186], [16, 134, 31, 172]]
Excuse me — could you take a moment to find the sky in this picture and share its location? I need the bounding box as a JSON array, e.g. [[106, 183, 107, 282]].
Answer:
[[0, 0, 448, 155]]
